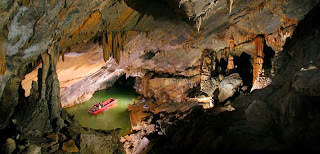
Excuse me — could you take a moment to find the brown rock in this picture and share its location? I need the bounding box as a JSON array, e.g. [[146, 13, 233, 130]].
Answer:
[[251, 77, 272, 92], [62, 140, 79, 153], [57, 133, 67, 142], [48, 144, 59, 153], [46, 134, 58, 143], [227, 55, 234, 70], [218, 73, 243, 102], [4, 138, 16, 154], [21, 145, 41, 154]]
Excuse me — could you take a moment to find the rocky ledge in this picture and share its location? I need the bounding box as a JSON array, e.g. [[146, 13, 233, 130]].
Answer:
[[1, 109, 121, 154]]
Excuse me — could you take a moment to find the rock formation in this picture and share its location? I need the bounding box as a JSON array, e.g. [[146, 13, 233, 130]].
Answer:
[[0, 0, 320, 153], [253, 35, 265, 83]]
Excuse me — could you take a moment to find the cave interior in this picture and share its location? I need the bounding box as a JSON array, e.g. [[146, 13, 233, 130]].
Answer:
[[1, 0, 320, 153]]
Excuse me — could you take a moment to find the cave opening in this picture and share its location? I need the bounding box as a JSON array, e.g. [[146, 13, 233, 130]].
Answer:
[[65, 75, 138, 136], [1, 0, 320, 153], [234, 52, 253, 89], [19, 39, 140, 137], [262, 40, 275, 77]]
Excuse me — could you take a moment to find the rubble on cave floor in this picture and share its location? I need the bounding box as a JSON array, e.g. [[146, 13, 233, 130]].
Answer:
[[122, 93, 240, 153]]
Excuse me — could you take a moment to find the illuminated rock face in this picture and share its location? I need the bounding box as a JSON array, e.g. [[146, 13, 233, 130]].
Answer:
[[0, 0, 318, 100], [253, 35, 265, 84], [0, 0, 319, 153]]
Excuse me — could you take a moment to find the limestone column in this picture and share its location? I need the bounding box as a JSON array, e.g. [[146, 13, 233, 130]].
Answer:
[[200, 50, 217, 97], [253, 36, 264, 83]]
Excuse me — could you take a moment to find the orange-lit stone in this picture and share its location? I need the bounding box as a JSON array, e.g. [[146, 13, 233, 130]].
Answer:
[[70, 10, 101, 38], [253, 35, 264, 83]]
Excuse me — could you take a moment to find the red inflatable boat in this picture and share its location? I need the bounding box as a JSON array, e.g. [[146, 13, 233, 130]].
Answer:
[[88, 98, 118, 115]]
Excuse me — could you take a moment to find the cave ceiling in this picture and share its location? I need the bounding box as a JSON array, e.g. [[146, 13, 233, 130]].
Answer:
[[0, 0, 319, 97]]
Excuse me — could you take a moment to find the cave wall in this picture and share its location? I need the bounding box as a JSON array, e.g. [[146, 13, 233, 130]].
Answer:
[[1, 0, 319, 101], [147, 4, 320, 152], [0, 0, 319, 144]]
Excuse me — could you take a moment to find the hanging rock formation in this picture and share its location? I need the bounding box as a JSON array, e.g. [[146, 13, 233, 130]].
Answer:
[[102, 31, 127, 63], [0, 0, 320, 153]]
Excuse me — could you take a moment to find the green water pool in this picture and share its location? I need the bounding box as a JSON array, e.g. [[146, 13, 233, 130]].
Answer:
[[66, 86, 138, 136]]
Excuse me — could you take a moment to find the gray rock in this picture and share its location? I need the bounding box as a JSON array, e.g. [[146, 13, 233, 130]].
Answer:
[[21, 145, 41, 154], [48, 144, 59, 153], [218, 73, 243, 102], [80, 132, 119, 154], [292, 69, 320, 96], [53, 118, 65, 132]]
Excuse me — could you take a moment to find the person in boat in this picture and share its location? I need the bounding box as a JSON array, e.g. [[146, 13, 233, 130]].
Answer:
[[98, 104, 101, 110]]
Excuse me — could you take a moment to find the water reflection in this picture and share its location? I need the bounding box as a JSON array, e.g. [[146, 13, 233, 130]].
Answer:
[[66, 86, 138, 136]]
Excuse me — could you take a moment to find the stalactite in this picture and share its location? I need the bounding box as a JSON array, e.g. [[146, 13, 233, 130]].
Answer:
[[253, 35, 264, 83], [229, 38, 234, 51], [126, 50, 129, 63], [102, 31, 110, 62], [101, 31, 127, 63], [61, 47, 69, 62], [196, 16, 202, 33], [112, 33, 118, 63]]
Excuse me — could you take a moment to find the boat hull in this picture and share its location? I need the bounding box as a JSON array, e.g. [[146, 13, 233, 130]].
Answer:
[[88, 98, 118, 115]]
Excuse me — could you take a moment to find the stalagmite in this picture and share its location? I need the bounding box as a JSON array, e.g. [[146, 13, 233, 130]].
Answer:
[[228, 0, 233, 14], [200, 50, 217, 96], [253, 35, 264, 83], [41, 53, 50, 99], [0, 49, 6, 75], [227, 55, 234, 71], [229, 38, 234, 51], [0, 38, 7, 75]]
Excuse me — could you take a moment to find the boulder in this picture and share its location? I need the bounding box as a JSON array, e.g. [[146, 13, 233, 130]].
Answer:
[[53, 118, 65, 132], [80, 132, 119, 154], [46, 133, 58, 143], [47, 143, 59, 153], [218, 73, 243, 102], [292, 69, 320, 96], [57, 133, 67, 143], [62, 140, 79, 153], [21, 145, 41, 154], [4, 138, 16, 154], [245, 99, 273, 134], [251, 77, 272, 92]]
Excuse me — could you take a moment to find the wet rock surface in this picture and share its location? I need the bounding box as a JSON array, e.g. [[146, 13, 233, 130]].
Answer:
[[62, 140, 78, 153], [122, 4, 320, 153], [0, 109, 121, 154], [60, 58, 124, 108], [0, 0, 320, 153]]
